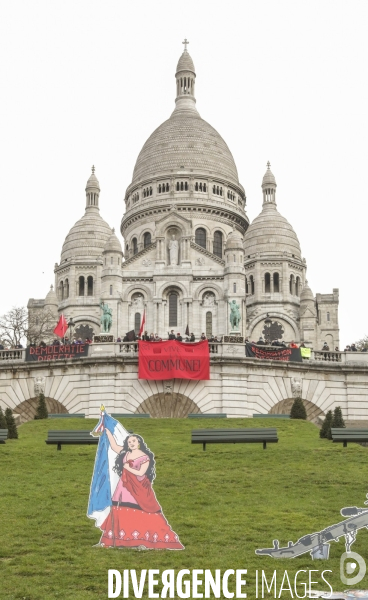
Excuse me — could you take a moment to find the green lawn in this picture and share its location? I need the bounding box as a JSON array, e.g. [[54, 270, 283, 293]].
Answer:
[[1, 417, 367, 599]]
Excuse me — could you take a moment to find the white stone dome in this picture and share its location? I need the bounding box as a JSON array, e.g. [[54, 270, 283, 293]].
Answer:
[[103, 229, 123, 254], [44, 285, 58, 307], [131, 113, 240, 186], [300, 281, 314, 302], [176, 50, 195, 74], [244, 203, 301, 258], [61, 210, 112, 262], [226, 229, 243, 250]]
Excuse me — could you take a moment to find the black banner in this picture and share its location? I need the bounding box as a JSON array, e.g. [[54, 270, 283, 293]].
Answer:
[[246, 343, 302, 363], [25, 344, 89, 362]]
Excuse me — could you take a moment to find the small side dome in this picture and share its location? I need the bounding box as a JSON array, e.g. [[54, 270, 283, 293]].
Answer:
[[300, 280, 314, 303], [176, 50, 195, 75], [103, 228, 123, 254], [44, 285, 58, 307], [226, 229, 243, 250]]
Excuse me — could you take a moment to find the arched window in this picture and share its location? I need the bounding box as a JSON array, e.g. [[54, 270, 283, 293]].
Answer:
[[87, 276, 93, 296], [327, 311, 330, 322], [295, 276, 300, 296], [166, 183, 169, 192], [111, 256, 113, 265], [169, 293, 178, 327], [195, 182, 198, 191], [233, 282, 237, 293], [250, 275, 255, 295], [176, 182, 179, 191], [195, 228, 206, 249], [149, 187, 152, 196], [213, 185, 216, 194], [78, 276, 85, 296], [220, 187, 223, 196], [60, 280, 64, 300], [206, 312, 213, 337], [132, 238, 138, 255], [143, 232, 151, 248], [265, 272, 271, 293], [158, 184, 161, 193], [290, 275, 294, 294], [134, 312, 141, 335], [110, 285, 113, 295], [203, 183, 207, 192], [65, 279, 69, 299], [273, 272, 279, 293], [185, 182, 188, 191], [213, 230, 223, 258]]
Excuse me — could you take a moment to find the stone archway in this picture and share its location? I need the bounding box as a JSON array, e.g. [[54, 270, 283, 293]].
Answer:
[[14, 397, 68, 424], [137, 392, 201, 418], [270, 398, 324, 425]]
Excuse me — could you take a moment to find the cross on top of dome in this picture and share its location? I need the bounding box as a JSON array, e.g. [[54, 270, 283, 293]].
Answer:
[[267, 161, 271, 169], [92, 165, 95, 174], [182, 38, 189, 51]]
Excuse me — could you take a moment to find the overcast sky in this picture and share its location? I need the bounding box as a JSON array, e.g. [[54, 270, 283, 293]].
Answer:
[[0, 0, 366, 348]]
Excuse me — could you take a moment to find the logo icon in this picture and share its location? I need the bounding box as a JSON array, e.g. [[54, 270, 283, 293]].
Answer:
[[340, 551, 366, 585]]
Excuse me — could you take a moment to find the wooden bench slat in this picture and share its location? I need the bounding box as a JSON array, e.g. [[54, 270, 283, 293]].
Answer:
[[253, 414, 290, 418], [191, 427, 278, 450], [111, 413, 150, 418], [188, 414, 227, 418], [331, 427, 368, 447], [48, 414, 85, 418]]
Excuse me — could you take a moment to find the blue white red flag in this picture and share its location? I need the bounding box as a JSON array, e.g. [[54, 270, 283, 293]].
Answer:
[[87, 406, 129, 527]]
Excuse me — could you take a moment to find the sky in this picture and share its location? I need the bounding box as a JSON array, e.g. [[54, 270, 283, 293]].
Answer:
[[0, 0, 366, 348]]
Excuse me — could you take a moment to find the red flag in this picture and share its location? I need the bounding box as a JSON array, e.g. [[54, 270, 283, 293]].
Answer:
[[138, 310, 146, 337], [53, 314, 68, 338], [138, 340, 210, 380]]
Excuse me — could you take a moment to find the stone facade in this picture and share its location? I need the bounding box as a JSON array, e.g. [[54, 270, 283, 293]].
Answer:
[[28, 45, 339, 349], [1, 346, 368, 422]]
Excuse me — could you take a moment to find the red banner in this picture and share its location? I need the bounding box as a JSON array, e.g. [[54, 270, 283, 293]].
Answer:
[[138, 340, 210, 380]]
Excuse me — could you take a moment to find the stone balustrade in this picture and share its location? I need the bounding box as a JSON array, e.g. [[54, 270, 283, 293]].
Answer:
[[1, 343, 367, 365]]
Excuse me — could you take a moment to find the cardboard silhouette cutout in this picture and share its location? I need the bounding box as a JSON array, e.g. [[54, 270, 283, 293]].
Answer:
[[87, 406, 184, 550]]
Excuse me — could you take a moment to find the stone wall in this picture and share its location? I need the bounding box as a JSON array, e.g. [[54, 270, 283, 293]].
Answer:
[[1, 344, 368, 422]]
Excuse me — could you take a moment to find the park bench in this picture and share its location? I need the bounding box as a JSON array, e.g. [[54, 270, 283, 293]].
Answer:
[[111, 413, 150, 418], [48, 413, 85, 418], [253, 414, 290, 419], [46, 430, 99, 451], [191, 428, 278, 451], [331, 428, 368, 447], [188, 413, 227, 418], [0, 429, 8, 444]]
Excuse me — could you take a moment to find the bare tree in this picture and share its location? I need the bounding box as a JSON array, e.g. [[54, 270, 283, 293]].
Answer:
[[355, 335, 368, 351], [0, 307, 28, 347], [0, 306, 57, 347], [27, 309, 57, 345]]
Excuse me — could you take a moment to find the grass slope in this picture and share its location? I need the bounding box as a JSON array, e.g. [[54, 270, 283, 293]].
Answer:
[[1, 417, 367, 599]]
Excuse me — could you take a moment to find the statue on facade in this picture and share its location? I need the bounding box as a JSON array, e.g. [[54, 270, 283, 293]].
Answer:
[[132, 294, 144, 310], [168, 235, 179, 266], [203, 293, 215, 307], [229, 299, 241, 330], [100, 302, 113, 333]]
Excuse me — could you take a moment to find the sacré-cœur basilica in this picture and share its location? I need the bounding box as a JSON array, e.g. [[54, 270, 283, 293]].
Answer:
[[29, 43, 339, 350], [3, 43, 365, 423]]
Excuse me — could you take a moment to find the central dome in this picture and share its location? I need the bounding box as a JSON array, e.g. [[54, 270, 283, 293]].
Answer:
[[132, 114, 239, 185], [131, 48, 240, 188]]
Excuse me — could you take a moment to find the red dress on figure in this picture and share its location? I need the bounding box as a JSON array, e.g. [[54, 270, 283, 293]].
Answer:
[[99, 454, 184, 550]]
